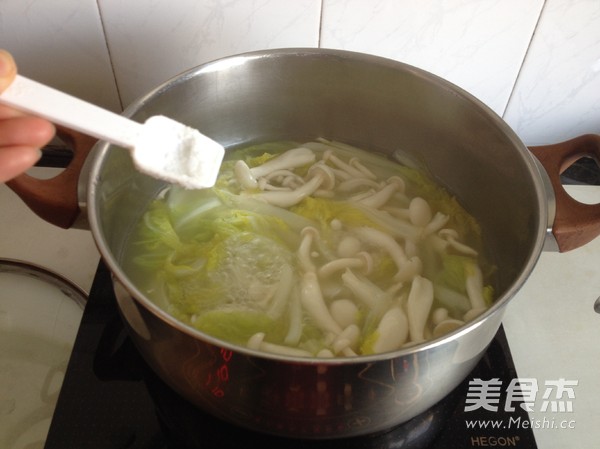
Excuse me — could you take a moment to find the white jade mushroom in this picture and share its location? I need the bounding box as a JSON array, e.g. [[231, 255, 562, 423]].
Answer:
[[266, 264, 294, 319], [329, 299, 360, 328], [336, 235, 362, 258], [246, 162, 335, 208], [370, 306, 409, 353], [247, 332, 313, 357], [437, 229, 479, 256], [432, 319, 465, 339], [341, 268, 387, 310], [408, 197, 432, 227], [353, 226, 407, 270], [244, 147, 316, 183], [407, 275, 434, 343], [252, 147, 316, 178], [348, 157, 377, 180], [300, 272, 343, 335], [396, 257, 423, 283], [298, 226, 320, 273], [317, 251, 373, 278], [465, 262, 488, 311], [352, 226, 422, 281], [316, 349, 335, 358], [431, 307, 450, 325], [336, 178, 381, 193], [422, 212, 450, 236], [329, 298, 359, 329], [358, 176, 405, 209], [322, 149, 367, 178], [261, 169, 304, 190], [234, 160, 259, 190], [463, 307, 488, 322], [307, 161, 337, 189], [235, 147, 317, 190], [331, 324, 360, 356]]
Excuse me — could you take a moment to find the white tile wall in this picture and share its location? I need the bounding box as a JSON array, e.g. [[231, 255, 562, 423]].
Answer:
[[320, 0, 544, 117], [1, 3, 599, 447], [98, 0, 322, 107], [1, 0, 598, 144], [503, 0, 600, 145], [0, 0, 121, 112]]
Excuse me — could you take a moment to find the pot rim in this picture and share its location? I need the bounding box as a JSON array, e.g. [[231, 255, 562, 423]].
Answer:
[[87, 47, 548, 364]]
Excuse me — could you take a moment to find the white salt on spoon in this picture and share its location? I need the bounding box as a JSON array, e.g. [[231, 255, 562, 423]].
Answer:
[[0, 75, 225, 189]]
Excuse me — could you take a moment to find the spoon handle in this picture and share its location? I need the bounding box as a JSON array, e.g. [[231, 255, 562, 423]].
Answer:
[[0, 75, 141, 149]]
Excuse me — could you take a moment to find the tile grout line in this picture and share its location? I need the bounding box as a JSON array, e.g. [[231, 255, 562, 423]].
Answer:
[[95, 0, 124, 112], [317, 0, 324, 48], [502, 0, 548, 120]]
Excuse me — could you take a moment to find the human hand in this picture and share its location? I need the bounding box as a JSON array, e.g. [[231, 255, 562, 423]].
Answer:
[[0, 49, 55, 182]]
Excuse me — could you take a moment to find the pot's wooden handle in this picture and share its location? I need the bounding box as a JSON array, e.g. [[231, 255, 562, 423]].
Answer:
[[529, 134, 600, 252], [6, 127, 97, 229]]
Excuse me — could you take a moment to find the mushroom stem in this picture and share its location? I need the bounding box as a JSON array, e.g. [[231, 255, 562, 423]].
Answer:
[[328, 166, 353, 181], [332, 324, 360, 355], [284, 290, 303, 345], [353, 226, 421, 281], [266, 264, 294, 319], [246, 162, 335, 208], [234, 160, 258, 190], [370, 306, 409, 353], [250, 147, 316, 178], [336, 178, 381, 193], [341, 268, 387, 310], [257, 179, 292, 191], [407, 275, 434, 343], [423, 212, 450, 235], [298, 227, 320, 273], [358, 177, 405, 209], [246, 174, 323, 208], [247, 333, 313, 357], [318, 251, 373, 278], [260, 169, 305, 190], [323, 149, 367, 178], [318, 257, 364, 278], [465, 263, 487, 309], [349, 157, 377, 180], [300, 272, 343, 335], [395, 256, 423, 282], [350, 204, 421, 241], [438, 229, 479, 256]]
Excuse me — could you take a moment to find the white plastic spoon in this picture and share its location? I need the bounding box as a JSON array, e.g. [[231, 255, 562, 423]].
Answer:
[[0, 75, 225, 189]]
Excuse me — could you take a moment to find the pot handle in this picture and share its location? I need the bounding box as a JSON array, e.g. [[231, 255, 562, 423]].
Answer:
[[6, 127, 97, 229], [529, 134, 600, 252]]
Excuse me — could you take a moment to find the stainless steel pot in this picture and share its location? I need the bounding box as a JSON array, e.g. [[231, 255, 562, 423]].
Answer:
[[8, 48, 600, 439]]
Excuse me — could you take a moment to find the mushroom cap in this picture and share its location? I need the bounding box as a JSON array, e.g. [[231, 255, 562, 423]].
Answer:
[[387, 175, 406, 193], [308, 162, 336, 190], [300, 225, 321, 239], [438, 228, 460, 240]]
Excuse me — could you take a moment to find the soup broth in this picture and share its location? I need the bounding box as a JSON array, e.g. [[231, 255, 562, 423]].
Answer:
[[123, 139, 494, 358]]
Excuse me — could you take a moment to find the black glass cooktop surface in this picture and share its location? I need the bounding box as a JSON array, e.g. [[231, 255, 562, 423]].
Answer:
[[44, 262, 537, 449]]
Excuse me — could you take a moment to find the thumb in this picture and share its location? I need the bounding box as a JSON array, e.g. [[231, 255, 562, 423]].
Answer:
[[0, 49, 17, 93]]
